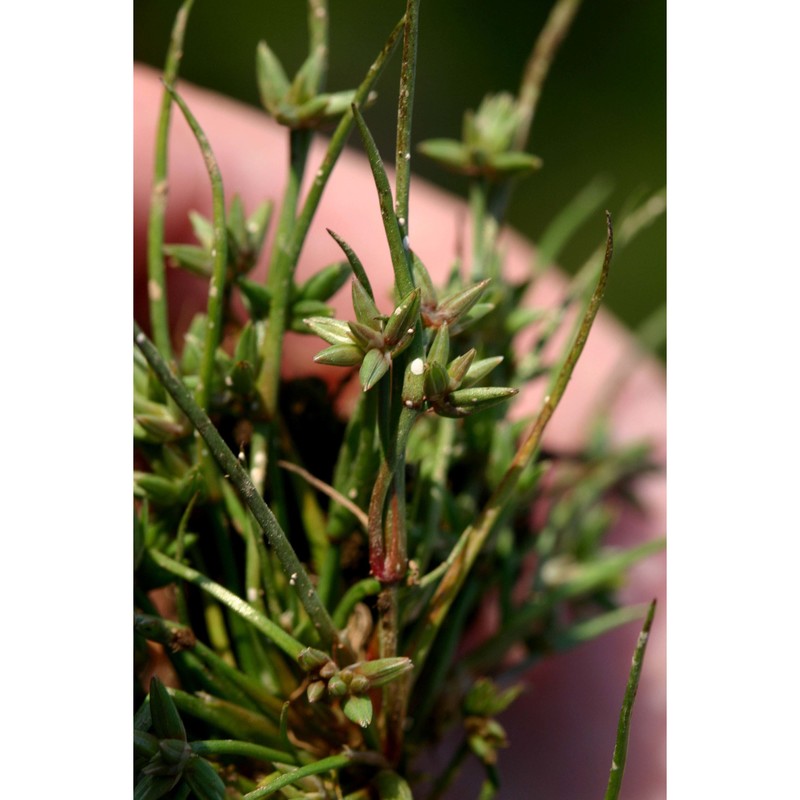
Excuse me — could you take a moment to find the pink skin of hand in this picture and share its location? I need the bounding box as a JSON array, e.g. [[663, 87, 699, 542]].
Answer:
[[134, 64, 665, 799]]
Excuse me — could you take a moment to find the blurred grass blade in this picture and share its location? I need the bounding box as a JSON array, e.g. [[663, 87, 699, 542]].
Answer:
[[162, 82, 227, 412], [147, 0, 195, 361], [534, 176, 613, 273], [604, 599, 657, 800], [242, 753, 353, 800], [134, 323, 345, 656]]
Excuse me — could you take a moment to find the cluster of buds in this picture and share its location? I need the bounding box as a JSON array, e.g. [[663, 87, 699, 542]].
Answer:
[[418, 92, 542, 181], [305, 279, 421, 392], [305, 250, 518, 417], [256, 40, 371, 130], [298, 648, 413, 729], [413, 321, 517, 418], [462, 677, 525, 766]]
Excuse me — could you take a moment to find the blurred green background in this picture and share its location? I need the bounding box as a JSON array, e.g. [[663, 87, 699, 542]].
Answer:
[[135, 1, 665, 355]]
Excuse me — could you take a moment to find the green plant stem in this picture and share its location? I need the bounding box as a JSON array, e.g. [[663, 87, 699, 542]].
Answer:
[[256, 16, 405, 405], [604, 600, 657, 800], [168, 687, 283, 747], [163, 83, 227, 412], [135, 322, 345, 657], [147, 0, 194, 361], [514, 0, 583, 152], [468, 178, 490, 282], [409, 213, 614, 673], [353, 105, 414, 296], [415, 416, 456, 575], [368, 405, 418, 582], [191, 739, 299, 767], [493, 0, 583, 223], [332, 577, 382, 629], [149, 549, 307, 660], [307, 0, 328, 90], [395, 0, 421, 232], [242, 753, 362, 800], [260, 127, 313, 418]]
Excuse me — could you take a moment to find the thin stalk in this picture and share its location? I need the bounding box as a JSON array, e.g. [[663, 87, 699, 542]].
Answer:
[[257, 16, 405, 404], [332, 577, 382, 629], [367, 405, 418, 582], [174, 491, 198, 624], [260, 127, 313, 418], [604, 600, 657, 800], [135, 322, 346, 656], [149, 549, 307, 660], [514, 0, 583, 152], [353, 105, 414, 296], [168, 687, 283, 747], [147, 0, 194, 361], [243, 753, 362, 800], [191, 739, 299, 767], [492, 0, 582, 222], [409, 213, 613, 673], [395, 0, 422, 232], [469, 178, 490, 282], [162, 83, 227, 412], [307, 0, 329, 90], [414, 416, 456, 575]]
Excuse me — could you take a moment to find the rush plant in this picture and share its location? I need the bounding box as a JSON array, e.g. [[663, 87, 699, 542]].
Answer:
[[134, 1, 664, 798]]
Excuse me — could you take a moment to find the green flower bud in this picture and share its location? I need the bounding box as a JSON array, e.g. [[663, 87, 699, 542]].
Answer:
[[424, 361, 450, 401], [435, 386, 518, 418], [446, 348, 477, 390], [342, 694, 373, 729], [427, 322, 450, 367], [297, 647, 331, 672], [306, 680, 326, 703], [351, 657, 414, 688], [383, 288, 421, 347], [328, 674, 348, 697], [256, 40, 290, 116], [148, 677, 186, 741], [348, 320, 385, 351], [438, 279, 491, 326], [313, 343, 364, 367]]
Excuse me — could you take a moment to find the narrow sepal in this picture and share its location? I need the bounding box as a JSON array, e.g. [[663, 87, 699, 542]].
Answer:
[[304, 316, 357, 346], [359, 348, 391, 391], [313, 344, 364, 367]]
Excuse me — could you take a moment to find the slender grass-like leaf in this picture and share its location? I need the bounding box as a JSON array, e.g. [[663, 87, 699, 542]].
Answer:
[[147, 0, 195, 361], [134, 323, 345, 656], [604, 600, 657, 800], [161, 83, 227, 413], [409, 213, 614, 673], [242, 753, 356, 800]]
